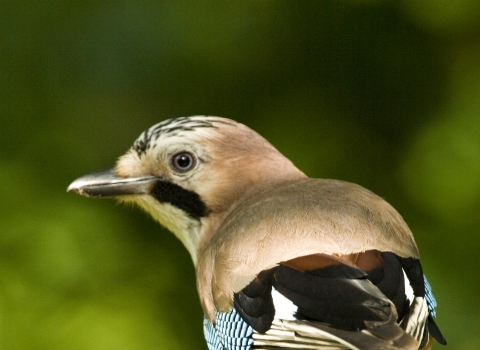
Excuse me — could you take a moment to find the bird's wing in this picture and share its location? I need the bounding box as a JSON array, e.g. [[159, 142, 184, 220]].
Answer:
[[206, 251, 445, 350], [236, 252, 419, 350]]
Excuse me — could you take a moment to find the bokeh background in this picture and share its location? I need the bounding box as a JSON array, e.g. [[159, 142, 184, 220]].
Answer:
[[2, 1, 479, 349]]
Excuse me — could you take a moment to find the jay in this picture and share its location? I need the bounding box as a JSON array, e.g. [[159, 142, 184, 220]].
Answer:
[[69, 116, 446, 350]]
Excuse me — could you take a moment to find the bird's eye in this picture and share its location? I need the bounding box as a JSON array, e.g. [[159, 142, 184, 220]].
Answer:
[[170, 152, 196, 173]]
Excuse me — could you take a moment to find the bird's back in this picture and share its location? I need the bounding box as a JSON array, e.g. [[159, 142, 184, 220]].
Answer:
[[199, 178, 444, 350]]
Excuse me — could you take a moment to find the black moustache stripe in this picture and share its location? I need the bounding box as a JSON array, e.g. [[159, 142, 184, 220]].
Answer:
[[151, 180, 209, 220]]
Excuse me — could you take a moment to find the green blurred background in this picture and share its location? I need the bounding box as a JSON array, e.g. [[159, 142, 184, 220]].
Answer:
[[1, 1, 479, 349]]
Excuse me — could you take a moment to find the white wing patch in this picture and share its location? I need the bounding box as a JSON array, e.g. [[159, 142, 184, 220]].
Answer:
[[403, 269, 415, 304], [400, 269, 429, 344], [271, 287, 297, 321], [400, 297, 429, 344]]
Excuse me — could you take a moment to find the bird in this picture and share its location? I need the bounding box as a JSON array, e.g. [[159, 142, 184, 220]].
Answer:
[[68, 116, 446, 350]]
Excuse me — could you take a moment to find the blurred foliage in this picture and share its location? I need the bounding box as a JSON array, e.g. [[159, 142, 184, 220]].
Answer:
[[1, 1, 479, 349]]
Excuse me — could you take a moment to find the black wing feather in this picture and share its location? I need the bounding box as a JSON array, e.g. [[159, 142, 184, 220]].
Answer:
[[233, 269, 275, 333], [273, 263, 396, 331], [367, 252, 409, 321]]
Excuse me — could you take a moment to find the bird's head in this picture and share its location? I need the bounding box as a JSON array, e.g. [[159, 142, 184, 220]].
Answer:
[[68, 116, 305, 263]]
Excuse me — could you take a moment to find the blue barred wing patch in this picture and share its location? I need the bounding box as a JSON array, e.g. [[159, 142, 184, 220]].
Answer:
[[423, 275, 437, 318], [204, 316, 223, 350], [203, 309, 254, 350]]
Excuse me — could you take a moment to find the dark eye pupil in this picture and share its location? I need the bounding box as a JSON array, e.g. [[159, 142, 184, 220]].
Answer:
[[176, 154, 191, 168]]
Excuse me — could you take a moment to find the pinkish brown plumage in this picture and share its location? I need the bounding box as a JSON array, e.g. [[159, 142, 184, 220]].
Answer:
[[69, 116, 445, 350]]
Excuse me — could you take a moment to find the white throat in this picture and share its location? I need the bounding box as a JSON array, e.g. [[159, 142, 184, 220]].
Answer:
[[122, 194, 202, 264]]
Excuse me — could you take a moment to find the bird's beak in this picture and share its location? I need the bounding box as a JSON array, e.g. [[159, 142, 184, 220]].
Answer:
[[67, 169, 158, 198]]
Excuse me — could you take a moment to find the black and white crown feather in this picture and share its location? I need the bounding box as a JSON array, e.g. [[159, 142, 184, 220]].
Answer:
[[132, 116, 234, 156]]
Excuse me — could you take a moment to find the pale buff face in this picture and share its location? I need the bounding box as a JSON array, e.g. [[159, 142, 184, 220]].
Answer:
[[114, 116, 305, 263]]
